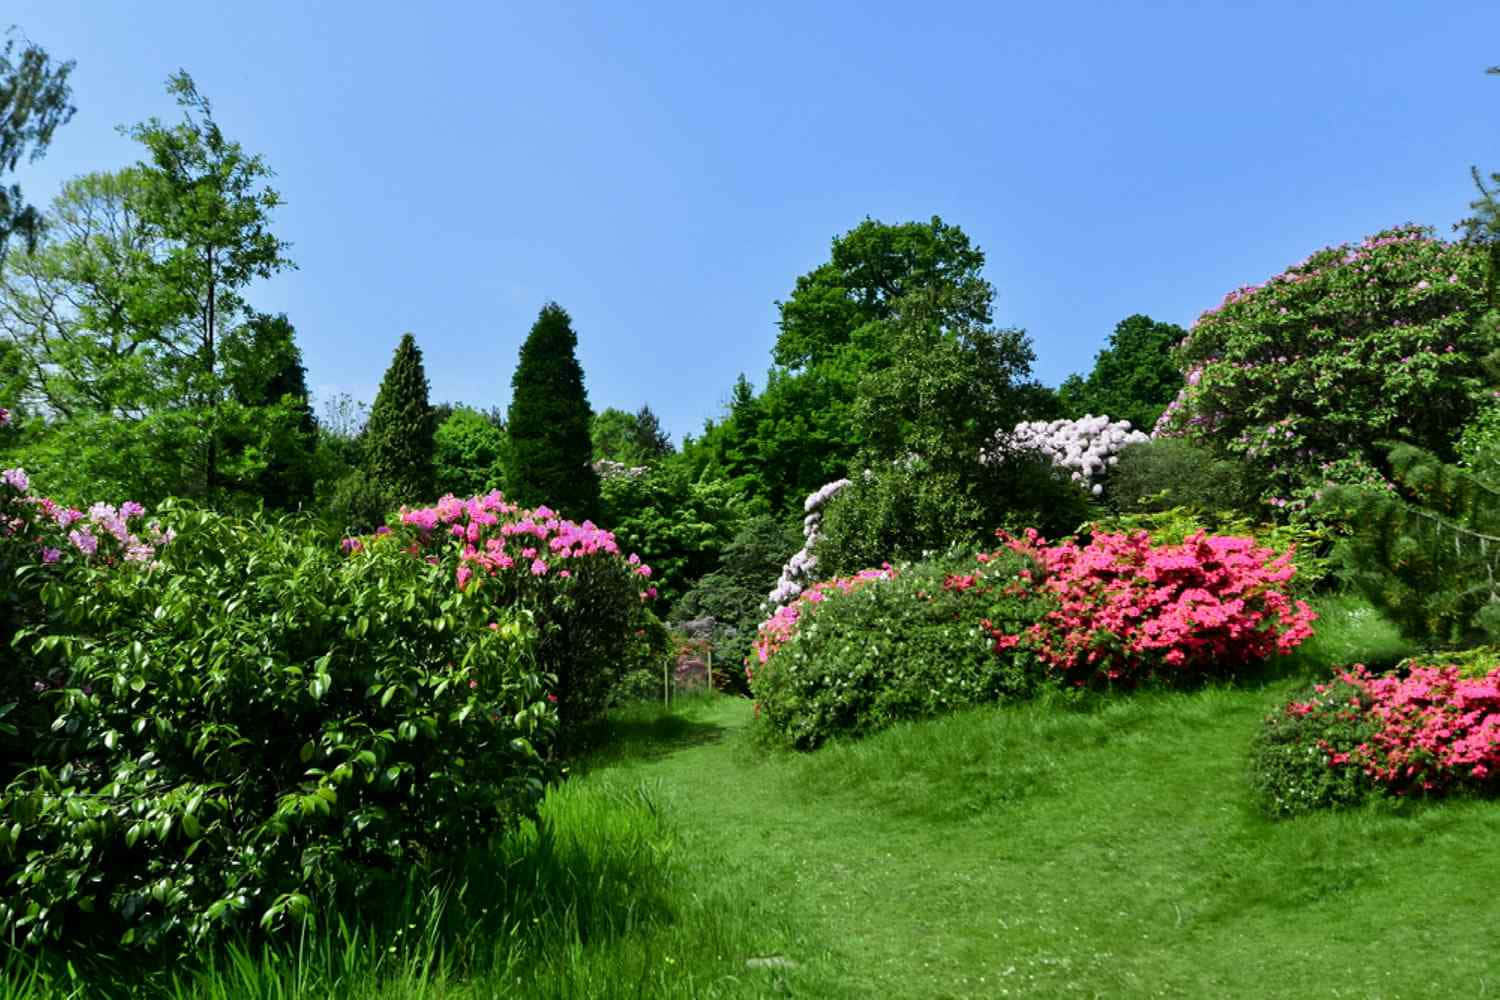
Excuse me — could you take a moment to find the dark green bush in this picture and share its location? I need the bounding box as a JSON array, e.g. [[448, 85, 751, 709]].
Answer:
[[751, 548, 1053, 749], [1, 507, 554, 955], [1106, 438, 1260, 516], [813, 454, 1091, 578], [671, 514, 801, 656], [1248, 677, 1377, 818]]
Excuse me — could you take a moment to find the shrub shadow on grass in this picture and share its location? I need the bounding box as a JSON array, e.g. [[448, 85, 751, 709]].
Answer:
[[567, 701, 731, 773]]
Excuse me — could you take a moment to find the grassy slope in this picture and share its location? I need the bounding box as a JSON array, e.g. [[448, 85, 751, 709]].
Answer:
[[592, 685, 1500, 999]]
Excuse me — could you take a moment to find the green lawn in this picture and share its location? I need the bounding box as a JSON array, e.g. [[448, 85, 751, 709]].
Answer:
[[558, 687, 1500, 999]]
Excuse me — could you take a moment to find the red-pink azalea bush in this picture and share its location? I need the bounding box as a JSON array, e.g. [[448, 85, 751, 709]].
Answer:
[[992, 528, 1316, 686], [1255, 663, 1500, 815], [356, 490, 658, 729]]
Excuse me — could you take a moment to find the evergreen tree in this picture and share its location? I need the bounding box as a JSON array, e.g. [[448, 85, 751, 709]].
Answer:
[[365, 333, 436, 504], [1326, 440, 1500, 646], [506, 302, 599, 518]]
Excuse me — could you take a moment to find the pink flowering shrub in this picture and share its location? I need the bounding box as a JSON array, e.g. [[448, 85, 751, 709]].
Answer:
[[0, 466, 171, 753], [993, 528, 1316, 686], [748, 564, 896, 682], [1271, 664, 1500, 801], [748, 552, 1052, 749], [355, 490, 658, 729], [1158, 225, 1492, 503]]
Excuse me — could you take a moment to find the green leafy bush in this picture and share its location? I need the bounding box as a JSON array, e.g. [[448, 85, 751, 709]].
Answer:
[[1106, 438, 1260, 516], [1162, 225, 1493, 499], [1249, 675, 1378, 817], [2, 506, 553, 954], [751, 549, 1052, 749], [813, 454, 1091, 578], [671, 514, 801, 656]]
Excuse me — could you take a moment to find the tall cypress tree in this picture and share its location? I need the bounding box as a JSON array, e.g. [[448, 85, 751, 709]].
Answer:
[[506, 303, 599, 518], [366, 333, 436, 504]]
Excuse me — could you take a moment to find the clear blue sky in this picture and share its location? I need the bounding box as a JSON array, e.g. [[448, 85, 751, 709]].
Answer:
[[8, 1, 1498, 443]]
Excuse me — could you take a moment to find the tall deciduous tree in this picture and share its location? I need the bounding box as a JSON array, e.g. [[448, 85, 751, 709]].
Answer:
[[127, 71, 292, 494], [0, 29, 74, 260], [365, 333, 436, 504], [506, 302, 599, 518], [220, 312, 317, 510], [1056, 314, 1186, 431]]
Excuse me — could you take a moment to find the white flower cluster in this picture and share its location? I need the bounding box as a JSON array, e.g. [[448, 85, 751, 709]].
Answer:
[[591, 458, 650, 481], [986, 414, 1148, 496], [766, 477, 850, 608]]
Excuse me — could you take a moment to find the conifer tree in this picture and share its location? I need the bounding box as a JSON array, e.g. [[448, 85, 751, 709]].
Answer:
[[506, 303, 599, 518], [1325, 439, 1500, 645], [365, 333, 436, 504]]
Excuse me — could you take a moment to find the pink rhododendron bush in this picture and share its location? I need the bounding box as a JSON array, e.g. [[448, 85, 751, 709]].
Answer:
[[994, 528, 1317, 687], [1253, 661, 1500, 816], [1157, 225, 1492, 509], [353, 490, 660, 729], [1, 483, 555, 953], [1, 466, 173, 755]]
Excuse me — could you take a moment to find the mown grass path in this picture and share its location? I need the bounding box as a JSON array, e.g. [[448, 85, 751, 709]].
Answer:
[[581, 686, 1500, 999]]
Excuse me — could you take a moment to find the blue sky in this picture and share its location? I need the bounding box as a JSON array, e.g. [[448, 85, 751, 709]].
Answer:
[[7, 2, 1498, 443]]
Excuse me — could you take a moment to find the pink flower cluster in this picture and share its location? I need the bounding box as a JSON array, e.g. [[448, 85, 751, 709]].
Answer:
[[369, 490, 654, 597], [0, 407, 9, 427], [0, 468, 169, 567], [1289, 664, 1500, 793], [748, 565, 896, 678], [993, 528, 1316, 684]]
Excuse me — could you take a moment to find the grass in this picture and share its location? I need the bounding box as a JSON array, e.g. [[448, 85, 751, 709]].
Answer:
[[7, 592, 1498, 998]]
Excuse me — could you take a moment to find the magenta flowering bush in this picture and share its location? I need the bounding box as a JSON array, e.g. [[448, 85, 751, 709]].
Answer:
[[1289, 664, 1500, 791], [1157, 225, 1492, 501], [1254, 660, 1500, 815], [992, 528, 1316, 686], [361, 490, 659, 729]]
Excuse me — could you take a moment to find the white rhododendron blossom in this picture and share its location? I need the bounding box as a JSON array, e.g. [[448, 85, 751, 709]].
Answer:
[[986, 414, 1149, 496], [767, 477, 850, 608], [591, 459, 650, 481]]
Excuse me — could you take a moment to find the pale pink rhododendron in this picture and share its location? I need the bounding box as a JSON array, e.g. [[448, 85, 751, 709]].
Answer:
[[0, 464, 169, 568], [748, 564, 896, 680]]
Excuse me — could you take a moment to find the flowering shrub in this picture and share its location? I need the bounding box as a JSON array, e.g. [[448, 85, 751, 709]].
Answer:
[[0, 468, 172, 769], [1278, 664, 1500, 796], [766, 478, 850, 608], [749, 550, 1051, 749], [1157, 225, 1492, 499], [994, 528, 1316, 686], [749, 564, 895, 677], [368, 490, 657, 729], [988, 414, 1149, 497], [0, 507, 551, 954]]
